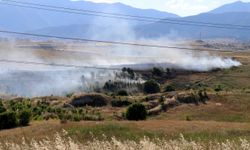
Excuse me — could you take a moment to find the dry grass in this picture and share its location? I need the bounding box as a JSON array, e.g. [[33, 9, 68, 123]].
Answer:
[[1, 41, 250, 149], [1, 120, 250, 143], [1, 131, 250, 150]]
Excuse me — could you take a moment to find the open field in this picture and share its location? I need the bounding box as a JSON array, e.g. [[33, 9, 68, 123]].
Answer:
[[1, 40, 250, 149], [2, 120, 250, 142]]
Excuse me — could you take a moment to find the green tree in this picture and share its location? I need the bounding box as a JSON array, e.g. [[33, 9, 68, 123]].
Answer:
[[143, 80, 160, 94], [164, 85, 175, 92], [0, 111, 18, 129], [117, 90, 129, 96], [126, 103, 147, 121], [0, 101, 6, 113], [18, 110, 32, 126], [152, 67, 163, 77]]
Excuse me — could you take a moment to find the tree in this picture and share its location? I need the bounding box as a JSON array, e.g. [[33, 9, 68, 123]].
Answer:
[[18, 110, 32, 126], [126, 103, 147, 121], [0, 111, 18, 129], [164, 85, 175, 92], [117, 90, 129, 96], [152, 67, 163, 77], [143, 80, 160, 94], [0, 101, 6, 113]]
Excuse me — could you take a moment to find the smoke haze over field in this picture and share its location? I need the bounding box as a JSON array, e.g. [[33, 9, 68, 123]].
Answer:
[[0, 9, 242, 97], [0, 38, 241, 97]]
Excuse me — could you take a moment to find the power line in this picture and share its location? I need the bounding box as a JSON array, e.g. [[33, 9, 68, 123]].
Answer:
[[0, 59, 121, 70], [0, 29, 237, 52], [3, 0, 161, 20], [3, 0, 250, 29], [0, 2, 160, 23], [1, 1, 250, 30]]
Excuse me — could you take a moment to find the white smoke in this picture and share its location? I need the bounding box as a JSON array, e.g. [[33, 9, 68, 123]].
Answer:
[[84, 11, 241, 72], [0, 8, 242, 97], [0, 39, 241, 97]]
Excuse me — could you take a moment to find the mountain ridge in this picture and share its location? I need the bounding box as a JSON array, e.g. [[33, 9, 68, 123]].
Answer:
[[209, 1, 250, 14], [0, 0, 178, 31]]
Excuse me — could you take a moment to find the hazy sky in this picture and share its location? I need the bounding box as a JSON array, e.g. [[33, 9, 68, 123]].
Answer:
[[81, 0, 250, 16]]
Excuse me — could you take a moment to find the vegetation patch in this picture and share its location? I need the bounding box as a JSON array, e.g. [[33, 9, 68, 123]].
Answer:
[[70, 93, 109, 107], [126, 103, 147, 121], [67, 124, 165, 141], [164, 84, 175, 92], [177, 90, 209, 105], [117, 90, 129, 96], [0, 111, 18, 130], [143, 80, 160, 94], [111, 99, 132, 107]]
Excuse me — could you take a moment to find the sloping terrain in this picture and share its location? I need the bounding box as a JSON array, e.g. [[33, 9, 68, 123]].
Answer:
[[0, 0, 178, 31]]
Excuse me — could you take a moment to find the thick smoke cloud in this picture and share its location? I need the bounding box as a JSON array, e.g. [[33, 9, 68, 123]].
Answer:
[[0, 8, 242, 97]]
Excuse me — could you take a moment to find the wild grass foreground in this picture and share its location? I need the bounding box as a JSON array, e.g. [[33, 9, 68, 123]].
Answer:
[[1, 131, 250, 150]]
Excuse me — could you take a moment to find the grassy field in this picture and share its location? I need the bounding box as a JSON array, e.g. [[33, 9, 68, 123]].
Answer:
[[1, 41, 250, 149], [2, 120, 250, 142]]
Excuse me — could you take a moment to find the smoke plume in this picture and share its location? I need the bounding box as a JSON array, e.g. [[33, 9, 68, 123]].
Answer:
[[0, 8, 242, 97]]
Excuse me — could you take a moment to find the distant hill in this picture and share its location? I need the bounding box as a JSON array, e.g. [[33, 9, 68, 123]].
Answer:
[[135, 1, 250, 40], [0, 0, 178, 31], [2, 0, 250, 40], [135, 12, 250, 40], [210, 1, 250, 14]]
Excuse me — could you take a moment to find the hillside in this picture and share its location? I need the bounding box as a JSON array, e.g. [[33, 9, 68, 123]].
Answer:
[[210, 1, 250, 14], [0, 0, 178, 32], [135, 1, 250, 40], [135, 12, 250, 40], [26, 1, 250, 40]]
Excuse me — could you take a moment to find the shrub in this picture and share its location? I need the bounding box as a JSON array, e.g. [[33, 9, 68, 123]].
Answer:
[[164, 85, 175, 92], [152, 67, 163, 77], [122, 67, 135, 79], [198, 90, 209, 103], [66, 92, 74, 98], [70, 94, 108, 107], [143, 80, 160, 94], [111, 100, 132, 107], [0, 111, 18, 129], [186, 116, 192, 121], [58, 114, 67, 124], [177, 93, 199, 105], [126, 103, 147, 121], [0, 101, 6, 113], [72, 114, 81, 122], [18, 110, 32, 126], [158, 96, 165, 104], [214, 84, 223, 92], [117, 90, 129, 96]]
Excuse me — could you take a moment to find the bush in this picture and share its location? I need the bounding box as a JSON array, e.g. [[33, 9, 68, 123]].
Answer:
[[177, 93, 199, 105], [18, 110, 32, 126], [152, 67, 163, 77], [122, 67, 135, 79], [0, 101, 6, 113], [70, 94, 108, 107], [111, 100, 132, 107], [164, 85, 175, 92], [186, 116, 192, 121], [126, 103, 147, 121], [143, 80, 160, 94], [214, 84, 223, 92], [177, 91, 209, 105], [0, 111, 18, 129], [66, 93, 74, 98], [117, 90, 129, 96], [72, 114, 81, 122]]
